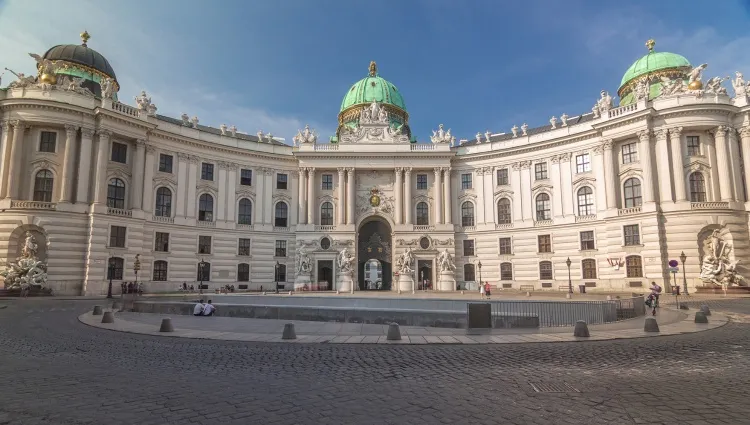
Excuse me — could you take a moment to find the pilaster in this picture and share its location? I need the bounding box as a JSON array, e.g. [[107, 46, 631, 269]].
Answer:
[[92, 129, 111, 205], [403, 168, 412, 225], [76, 127, 95, 203], [443, 167, 452, 225], [59, 124, 79, 202]]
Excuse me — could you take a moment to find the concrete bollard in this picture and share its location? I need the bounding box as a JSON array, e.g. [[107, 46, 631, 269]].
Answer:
[[336, 290, 340, 294], [282, 323, 296, 340], [111, 301, 120, 311], [263, 291, 267, 295], [526, 292, 531, 297], [700, 305, 711, 316], [92, 305, 103, 316], [101, 311, 115, 324], [679, 304, 689, 310], [644, 317, 659, 332], [695, 312, 709, 323], [387, 322, 402, 341], [566, 293, 572, 299], [159, 318, 174, 332], [288, 291, 293, 296], [460, 290, 465, 295], [606, 295, 612, 300], [573, 320, 590, 337]]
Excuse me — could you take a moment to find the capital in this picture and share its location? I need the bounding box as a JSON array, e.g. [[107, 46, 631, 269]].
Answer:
[[64, 124, 79, 135], [81, 127, 96, 138], [9, 120, 21, 128], [653, 128, 669, 141], [346, 167, 355, 174], [602, 139, 613, 150], [740, 126, 750, 139], [710, 126, 729, 137], [669, 126, 683, 138], [307, 167, 316, 174], [636, 129, 651, 143], [337, 167, 346, 174], [395, 167, 403, 173], [97, 129, 112, 140], [442, 167, 451, 175], [557, 153, 571, 163], [136, 139, 147, 147], [434, 167, 442, 175], [188, 155, 199, 164], [403, 167, 412, 175], [550, 155, 561, 164], [146, 144, 156, 154], [177, 152, 190, 161]]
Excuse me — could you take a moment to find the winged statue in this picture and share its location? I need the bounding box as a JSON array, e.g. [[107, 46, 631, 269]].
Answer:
[[28, 53, 58, 75]]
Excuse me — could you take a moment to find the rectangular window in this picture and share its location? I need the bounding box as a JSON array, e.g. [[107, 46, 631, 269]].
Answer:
[[496, 168, 509, 186], [275, 240, 287, 257], [463, 240, 475, 257], [622, 142, 638, 164], [321, 174, 333, 190], [152, 261, 168, 281], [687, 136, 700, 156], [538, 235, 551, 253], [240, 169, 252, 186], [111, 142, 127, 163], [198, 236, 212, 254], [500, 263, 513, 281], [582, 259, 597, 279], [499, 237, 512, 255], [624, 224, 640, 246], [534, 163, 548, 180], [416, 174, 428, 190], [201, 163, 214, 181], [154, 232, 169, 252], [109, 226, 126, 248], [580, 231, 595, 250], [461, 173, 472, 190], [576, 154, 591, 173], [39, 131, 57, 153], [158, 154, 173, 173], [238, 238, 251, 256], [276, 173, 288, 190], [539, 261, 553, 280]]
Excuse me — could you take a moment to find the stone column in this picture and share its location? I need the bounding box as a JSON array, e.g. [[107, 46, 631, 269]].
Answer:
[[255, 167, 265, 223], [299, 168, 308, 224], [475, 168, 485, 223], [403, 168, 412, 225], [654, 128, 672, 203], [433, 167, 443, 224], [175, 153, 189, 217], [443, 167, 452, 224], [307, 167, 316, 225], [131, 139, 146, 210], [602, 140, 617, 208], [185, 156, 198, 218], [741, 127, 750, 202], [75, 128, 95, 204], [550, 156, 563, 217], [483, 168, 493, 223], [559, 153, 574, 215], [592, 145, 607, 213], [142, 145, 156, 213], [394, 168, 403, 225], [711, 126, 734, 201], [728, 128, 744, 201], [264, 168, 273, 225], [0, 121, 10, 199], [217, 162, 228, 221], [705, 132, 722, 201], [668, 127, 687, 202], [346, 168, 355, 225], [519, 162, 532, 221], [226, 163, 237, 222], [337, 168, 346, 225], [511, 163, 522, 222], [4, 121, 25, 199], [59, 124, 79, 202], [92, 130, 111, 204], [636, 130, 655, 203]]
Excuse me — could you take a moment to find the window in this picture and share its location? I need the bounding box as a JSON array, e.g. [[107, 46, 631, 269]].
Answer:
[[198, 236, 212, 254], [111, 142, 127, 163], [198, 194, 214, 221], [626, 255, 643, 278], [33, 170, 54, 202], [623, 178, 642, 208], [497, 198, 511, 223], [461, 202, 475, 227], [275, 240, 287, 257], [461, 173, 472, 190], [463, 240, 475, 256], [238, 263, 250, 282], [535, 163, 548, 180], [499, 237, 512, 255], [197, 262, 211, 282], [687, 136, 701, 156], [107, 178, 126, 209], [464, 264, 476, 282], [538, 235, 551, 253], [107, 257, 124, 280], [154, 232, 169, 252], [624, 224, 640, 246], [320, 202, 334, 225], [535, 193, 551, 221], [416, 174, 428, 190], [539, 261, 553, 280], [39, 131, 57, 153], [321, 174, 333, 190], [320, 237, 331, 250], [276, 173, 288, 190], [275, 202, 288, 227], [240, 169, 252, 186], [158, 154, 173, 173], [153, 261, 168, 281], [275, 263, 287, 282], [416, 202, 429, 225], [689, 172, 707, 202], [109, 225, 126, 248], [496, 168, 509, 186], [576, 153, 591, 173], [201, 163, 214, 181], [500, 262, 513, 280], [622, 142, 638, 164], [238, 238, 251, 256], [580, 231, 595, 250], [582, 259, 597, 279], [238, 198, 252, 224], [155, 187, 172, 217], [577, 187, 594, 216]]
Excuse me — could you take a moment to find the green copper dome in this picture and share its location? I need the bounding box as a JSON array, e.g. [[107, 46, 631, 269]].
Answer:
[[619, 40, 690, 90], [339, 62, 407, 112]]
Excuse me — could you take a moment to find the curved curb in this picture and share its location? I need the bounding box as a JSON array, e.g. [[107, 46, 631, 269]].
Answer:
[[78, 310, 731, 345]]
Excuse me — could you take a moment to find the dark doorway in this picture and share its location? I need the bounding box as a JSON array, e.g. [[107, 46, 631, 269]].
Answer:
[[317, 260, 333, 291], [417, 260, 433, 290], [358, 217, 392, 290]]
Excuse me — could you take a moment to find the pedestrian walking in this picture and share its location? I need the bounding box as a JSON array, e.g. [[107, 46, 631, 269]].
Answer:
[[479, 281, 485, 299], [484, 282, 491, 300]]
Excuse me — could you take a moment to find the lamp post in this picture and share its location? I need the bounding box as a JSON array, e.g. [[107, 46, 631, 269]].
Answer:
[[106, 256, 114, 299], [133, 253, 141, 296], [198, 258, 207, 295], [566, 257, 573, 294], [680, 251, 688, 296], [275, 261, 280, 294], [477, 260, 483, 291]]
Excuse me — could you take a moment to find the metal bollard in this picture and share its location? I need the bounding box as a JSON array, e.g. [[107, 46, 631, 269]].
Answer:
[[282, 323, 296, 340], [101, 311, 115, 324], [159, 318, 174, 332], [387, 323, 402, 341], [92, 305, 103, 316], [573, 320, 590, 337]]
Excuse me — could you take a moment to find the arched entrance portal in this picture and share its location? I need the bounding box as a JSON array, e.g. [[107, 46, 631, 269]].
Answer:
[[358, 217, 392, 290]]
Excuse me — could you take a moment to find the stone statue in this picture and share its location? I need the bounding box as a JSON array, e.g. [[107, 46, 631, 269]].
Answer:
[[688, 63, 708, 88], [659, 76, 685, 96], [64, 76, 88, 94], [560, 113, 568, 127], [99, 77, 115, 99], [338, 247, 354, 273], [396, 248, 414, 274], [190, 116, 199, 129], [700, 229, 745, 287], [511, 125, 518, 137], [293, 124, 317, 145], [521, 123, 528, 136], [181, 113, 191, 126], [378, 107, 388, 123], [229, 125, 237, 137], [296, 246, 312, 275], [7, 71, 35, 89], [28, 53, 58, 76], [220, 124, 228, 136], [634, 78, 649, 100], [135, 91, 152, 110], [476, 132, 483, 144], [1, 232, 48, 291], [369, 101, 380, 120], [147, 104, 157, 116], [704, 76, 729, 95], [593, 90, 613, 117], [436, 249, 455, 272], [732, 71, 748, 97], [485, 130, 492, 143], [549, 116, 557, 129], [257, 130, 264, 142], [430, 124, 452, 144]]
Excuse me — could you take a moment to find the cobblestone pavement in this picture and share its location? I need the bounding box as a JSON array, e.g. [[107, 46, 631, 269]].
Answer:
[[2, 299, 750, 425]]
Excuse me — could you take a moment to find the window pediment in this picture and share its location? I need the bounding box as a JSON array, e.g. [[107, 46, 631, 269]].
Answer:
[[273, 192, 292, 202], [618, 165, 642, 178], [153, 176, 177, 188], [685, 159, 710, 172], [30, 158, 60, 170]]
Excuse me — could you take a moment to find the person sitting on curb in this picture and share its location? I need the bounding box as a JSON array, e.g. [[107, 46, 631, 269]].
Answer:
[[202, 300, 216, 316], [193, 299, 205, 316]]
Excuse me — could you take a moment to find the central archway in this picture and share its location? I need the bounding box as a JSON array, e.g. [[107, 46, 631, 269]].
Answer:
[[357, 216, 393, 290]]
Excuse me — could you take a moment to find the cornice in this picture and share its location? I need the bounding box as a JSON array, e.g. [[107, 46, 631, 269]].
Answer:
[[150, 129, 297, 164]]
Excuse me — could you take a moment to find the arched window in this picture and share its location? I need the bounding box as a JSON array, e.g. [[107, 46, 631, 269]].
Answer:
[[461, 202, 475, 227], [320, 201, 333, 226], [107, 178, 126, 209], [689, 172, 707, 202], [33, 170, 54, 202], [152, 260, 168, 281], [500, 262, 513, 281], [623, 178, 642, 208], [275, 202, 288, 227], [463, 264, 476, 282], [539, 261, 553, 280], [238, 198, 253, 224], [497, 198, 511, 224], [238, 263, 250, 282], [154, 187, 172, 217], [582, 259, 597, 279], [626, 255, 643, 278], [577, 187, 594, 216], [275, 263, 287, 282], [198, 194, 214, 221], [416, 202, 429, 225], [535, 193, 551, 221], [107, 257, 124, 280]]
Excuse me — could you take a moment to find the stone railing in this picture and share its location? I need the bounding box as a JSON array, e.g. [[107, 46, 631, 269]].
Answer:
[[533, 219, 553, 227], [314, 144, 339, 151], [112, 102, 140, 118], [411, 144, 436, 151], [197, 220, 216, 228], [607, 103, 638, 119], [691, 202, 730, 210], [460, 226, 476, 231], [9, 200, 56, 210], [273, 226, 290, 232], [152, 215, 174, 224], [495, 223, 513, 230], [314, 225, 336, 231], [618, 206, 642, 216], [107, 207, 132, 217], [413, 225, 435, 231], [236, 223, 254, 230], [575, 214, 597, 223]]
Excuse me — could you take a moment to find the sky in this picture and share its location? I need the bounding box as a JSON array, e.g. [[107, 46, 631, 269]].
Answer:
[[1, 0, 750, 144]]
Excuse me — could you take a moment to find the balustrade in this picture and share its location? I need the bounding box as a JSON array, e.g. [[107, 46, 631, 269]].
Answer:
[[617, 206, 642, 216], [9, 200, 56, 210], [690, 202, 730, 210], [107, 207, 132, 217]]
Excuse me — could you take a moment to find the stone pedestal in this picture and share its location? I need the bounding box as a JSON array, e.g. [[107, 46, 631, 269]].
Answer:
[[398, 274, 414, 292], [294, 273, 312, 291], [437, 271, 456, 291], [337, 271, 354, 292]]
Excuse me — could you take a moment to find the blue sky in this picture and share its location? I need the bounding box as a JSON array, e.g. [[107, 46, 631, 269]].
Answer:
[[1, 0, 750, 143]]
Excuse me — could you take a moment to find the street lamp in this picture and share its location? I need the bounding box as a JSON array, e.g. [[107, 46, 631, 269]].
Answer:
[[566, 257, 573, 294], [133, 253, 141, 296], [198, 258, 207, 295], [477, 260, 483, 290], [680, 251, 688, 296], [106, 256, 114, 299], [275, 261, 280, 294]]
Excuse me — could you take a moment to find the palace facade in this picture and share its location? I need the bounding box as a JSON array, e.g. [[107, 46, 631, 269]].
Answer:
[[1, 34, 749, 295]]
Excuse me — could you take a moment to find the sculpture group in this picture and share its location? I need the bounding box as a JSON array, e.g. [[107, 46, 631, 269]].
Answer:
[[700, 230, 745, 288], [0, 232, 49, 292]]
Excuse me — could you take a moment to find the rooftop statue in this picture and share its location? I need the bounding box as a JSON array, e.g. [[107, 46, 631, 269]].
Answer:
[[511, 125, 518, 137], [293, 124, 317, 145], [28, 53, 59, 77], [704, 76, 729, 95], [521, 123, 528, 136], [181, 113, 191, 126], [592, 90, 613, 118], [732, 72, 748, 97], [560, 113, 568, 127], [634, 78, 649, 100], [99, 77, 115, 99], [659, 76, 685, 96], [229, 125, 237, 137], [135, 90, 151, 110], [430, 124, 452, 144], [688, 63, 708, 89]]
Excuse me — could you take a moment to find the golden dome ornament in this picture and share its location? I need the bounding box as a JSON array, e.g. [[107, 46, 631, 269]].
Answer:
[[39, 73, 57, 85], [688, 80, 703, 90], [645, 39, 655, 52], [80, 30, 90, 47]]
